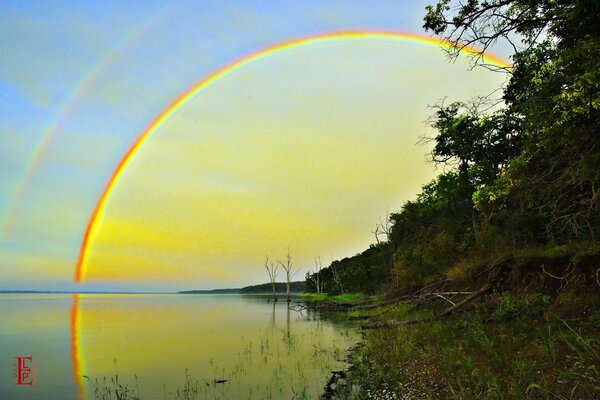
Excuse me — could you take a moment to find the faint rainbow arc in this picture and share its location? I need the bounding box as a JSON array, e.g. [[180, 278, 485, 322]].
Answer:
[[74, 30, 510, 282], [1, 2, 179, 239]]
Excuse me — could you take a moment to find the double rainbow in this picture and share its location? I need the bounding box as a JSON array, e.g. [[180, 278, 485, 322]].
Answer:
[[74, 30, 509, 282]]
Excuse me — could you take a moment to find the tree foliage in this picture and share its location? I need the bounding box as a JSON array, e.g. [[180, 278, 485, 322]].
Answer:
[[306, 0, 599, 294]]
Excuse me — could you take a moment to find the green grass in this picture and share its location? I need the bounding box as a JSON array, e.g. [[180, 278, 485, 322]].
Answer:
[[300, 292, 368, 304], [339, 294, 600, 400], [85, 374, 142, 400], [86, 370, 203, 400]]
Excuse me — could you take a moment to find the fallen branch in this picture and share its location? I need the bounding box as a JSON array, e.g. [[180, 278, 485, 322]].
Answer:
[[411, 279, 451, 296], [355, 290, 474, 313], [428, 291, 475, 296], [541, 263, 577, 291], [361, 283, 492, 329], [438, 283, 492, 317], [352, 291, 475, 320], [414, 291, 475, 303], [434, 293, 456, 306], [289, 303, 307, 312], [473, 255, 513, 279]]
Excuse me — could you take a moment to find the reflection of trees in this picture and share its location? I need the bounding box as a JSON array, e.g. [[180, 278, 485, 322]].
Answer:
[[269, 301, 276, 330], [286, 306, 290, 342], [283, 305, 296, 352], [265, 302, 294, 354]]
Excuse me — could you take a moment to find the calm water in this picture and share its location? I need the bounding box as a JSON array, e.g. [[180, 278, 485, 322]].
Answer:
[[0, 294, 358, 400]]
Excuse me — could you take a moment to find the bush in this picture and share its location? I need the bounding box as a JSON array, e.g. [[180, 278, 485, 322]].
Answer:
[[493, 292, 551, 322]]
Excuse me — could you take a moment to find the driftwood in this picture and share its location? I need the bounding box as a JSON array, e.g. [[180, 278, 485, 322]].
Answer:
[[352, 290, 476, 321], [349, 279, 454, 313], [411, 279, 451, 296], [357, 258, 522, 329], [352, 284, 470, 313], [437, 283, 492, 317], [412, 291, 475, 306], [361, 283, 492, 329]]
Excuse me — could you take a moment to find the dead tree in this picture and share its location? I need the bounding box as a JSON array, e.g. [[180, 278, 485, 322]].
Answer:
[[309, 257, 324, 294], [372, 210, 393, 277], [330, 262, 344, 294], [264, 255, 279, 302], [278, 249, 297, 302]]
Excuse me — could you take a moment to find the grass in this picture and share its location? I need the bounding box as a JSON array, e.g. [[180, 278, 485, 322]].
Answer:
[[300, 292, 369, 304], [85, 374, 142, 400], [339, 293, 600, 399], [85, 372, 201, 400]]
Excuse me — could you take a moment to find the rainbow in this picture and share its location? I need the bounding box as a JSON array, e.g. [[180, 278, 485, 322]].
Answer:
[[1, 3, 179, 239], [70, 294, 85, 399], [74, 30, 510, 282]]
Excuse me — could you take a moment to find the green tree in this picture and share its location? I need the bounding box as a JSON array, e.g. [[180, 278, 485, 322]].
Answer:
[[425, 0, 600, 243], [427, 101, 521, 189]]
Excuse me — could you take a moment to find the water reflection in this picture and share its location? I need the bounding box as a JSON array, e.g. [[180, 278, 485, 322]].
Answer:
[[0, 294, 75, 400], [68, 294, 356, 400], [70, 294, 83, 399]]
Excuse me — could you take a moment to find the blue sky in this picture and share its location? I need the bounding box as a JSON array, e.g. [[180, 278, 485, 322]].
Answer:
[[0, 1, 511, 292]]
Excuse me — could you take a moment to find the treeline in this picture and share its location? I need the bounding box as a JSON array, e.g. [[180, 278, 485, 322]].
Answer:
[[239, 281, 306, 294], [307, 0, 600, 294]]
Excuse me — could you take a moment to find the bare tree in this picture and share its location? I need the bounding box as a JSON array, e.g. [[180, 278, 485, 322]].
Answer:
[[330, 262, 344, 294], [371, 211, 391, 244], [372, 210, 393, 276], [263, 255, 278, 302], [278, 249, 297, 302], [309, 256, 324, 294]]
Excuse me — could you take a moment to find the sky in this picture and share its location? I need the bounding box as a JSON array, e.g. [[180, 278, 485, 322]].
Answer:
[[0, 0, 511, 292]]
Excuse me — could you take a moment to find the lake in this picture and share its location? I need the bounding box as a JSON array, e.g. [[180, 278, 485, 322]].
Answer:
[[0, 294, 358, 400]]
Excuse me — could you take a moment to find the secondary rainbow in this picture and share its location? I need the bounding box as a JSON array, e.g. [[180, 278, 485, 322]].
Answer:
[[1, 2, 179, 239], [74, 29, 510, 282]]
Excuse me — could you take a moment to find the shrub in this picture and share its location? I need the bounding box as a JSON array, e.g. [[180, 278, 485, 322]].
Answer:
[[492, 292, 551, 322]]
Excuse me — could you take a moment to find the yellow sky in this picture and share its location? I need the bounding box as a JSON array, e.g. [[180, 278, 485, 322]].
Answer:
[[85, 40, 507, 285]]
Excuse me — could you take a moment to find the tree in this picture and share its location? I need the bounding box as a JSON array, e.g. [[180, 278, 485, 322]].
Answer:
[[372, 210, 394, 276], [263, 255, 278, 302], [307, 256, 323, 294], [423, 0, 575, 69], [330, 261, 344, 294], [426, 100, 521, 189], [424, 0, 600, 243], [278, 249, 296, 302]]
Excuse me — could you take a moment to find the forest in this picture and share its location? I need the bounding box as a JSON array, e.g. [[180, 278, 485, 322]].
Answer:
[[306, 0, 600, 299]]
